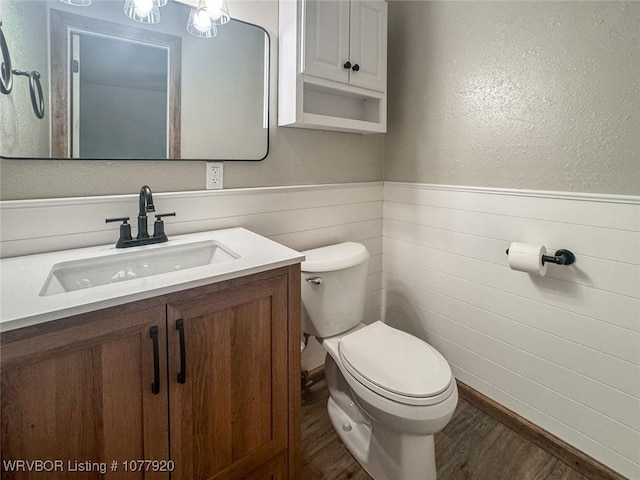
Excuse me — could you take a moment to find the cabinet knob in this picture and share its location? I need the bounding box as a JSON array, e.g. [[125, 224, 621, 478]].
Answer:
[[343, 61, 352, 69], [352, 64, 360, 72]]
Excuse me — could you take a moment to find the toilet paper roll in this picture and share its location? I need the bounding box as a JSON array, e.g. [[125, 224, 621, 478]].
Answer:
[[507, 242, 548, 276]]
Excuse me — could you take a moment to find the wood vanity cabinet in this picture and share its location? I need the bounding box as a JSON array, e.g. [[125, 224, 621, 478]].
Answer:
[[167, 269, 294, 480], [1, 301, 169, 480], [0, 265, 301, 480]]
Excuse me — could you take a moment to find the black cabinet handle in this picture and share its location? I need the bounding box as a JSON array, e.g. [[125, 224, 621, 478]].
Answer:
[[176, 319, 186, 384], [150, 326, 160, 395], [343, 61, 351, 69], [352, 64, 360, 72]]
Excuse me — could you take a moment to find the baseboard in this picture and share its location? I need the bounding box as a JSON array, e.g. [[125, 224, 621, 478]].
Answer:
[[304, 366, 627, 480], [306, 365, 326, 385], [456, 380, 627, 480]]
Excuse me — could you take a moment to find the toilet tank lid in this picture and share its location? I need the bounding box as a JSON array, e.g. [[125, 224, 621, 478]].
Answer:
[[301, 242, 370, 272]]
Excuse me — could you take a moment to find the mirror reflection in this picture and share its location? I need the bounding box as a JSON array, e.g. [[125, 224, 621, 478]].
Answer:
[[0, 0, 269, 161]]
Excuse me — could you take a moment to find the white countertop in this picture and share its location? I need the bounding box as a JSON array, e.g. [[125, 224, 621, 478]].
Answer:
[[0, 228, 304, 332]]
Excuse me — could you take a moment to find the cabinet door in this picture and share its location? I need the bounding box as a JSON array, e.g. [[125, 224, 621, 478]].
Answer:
[[303, 0, 351, 83], [167, 272, 290, 480], [241, 453, 286, 480], [349, 0, 387, 91], [1, 302, 169, 480]]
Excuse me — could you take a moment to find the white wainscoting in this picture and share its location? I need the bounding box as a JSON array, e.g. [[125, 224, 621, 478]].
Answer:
[[383, 182, 640, 479], [3, 179, 639, 475], [0, 182, 384, 371]]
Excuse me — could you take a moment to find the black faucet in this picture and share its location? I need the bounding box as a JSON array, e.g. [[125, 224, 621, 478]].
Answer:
[[137, 185, 155, 239], [106, 185, 176, 248]]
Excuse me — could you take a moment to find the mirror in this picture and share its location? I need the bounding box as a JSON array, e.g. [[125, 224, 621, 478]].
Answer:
[[0, 0, 269, 161]]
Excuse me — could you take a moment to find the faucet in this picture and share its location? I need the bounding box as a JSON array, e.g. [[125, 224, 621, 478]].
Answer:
[[106, 185, 175, 248], [137, 185, 155, 239]]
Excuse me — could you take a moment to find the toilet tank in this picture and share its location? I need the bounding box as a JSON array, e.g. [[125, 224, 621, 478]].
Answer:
[[301, 242, 370, 338]]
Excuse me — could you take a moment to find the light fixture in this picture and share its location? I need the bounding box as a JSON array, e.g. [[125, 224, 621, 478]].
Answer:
[[186, 5, 218, 38], [123, 0, 161, 24], [59, 0, 92, 6], [205, 0, 230, 25]]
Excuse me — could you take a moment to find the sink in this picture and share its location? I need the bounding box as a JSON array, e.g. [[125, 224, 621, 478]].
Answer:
[[40, 240, 239, 296]]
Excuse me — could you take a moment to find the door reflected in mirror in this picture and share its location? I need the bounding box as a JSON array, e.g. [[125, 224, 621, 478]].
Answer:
[[72, 34, 171, 159], [50, 9, 182, 159], [0, 0, 269, 161]]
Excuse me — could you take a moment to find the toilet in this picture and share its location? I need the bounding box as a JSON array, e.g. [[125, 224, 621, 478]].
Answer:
[[301, 242, 458, 480]]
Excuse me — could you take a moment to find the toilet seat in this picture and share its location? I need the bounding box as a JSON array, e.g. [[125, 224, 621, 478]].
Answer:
[[339, 322, 453, 406]]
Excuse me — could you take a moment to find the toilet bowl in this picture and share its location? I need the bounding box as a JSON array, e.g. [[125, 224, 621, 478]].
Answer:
[[301, 242, 458, 480]]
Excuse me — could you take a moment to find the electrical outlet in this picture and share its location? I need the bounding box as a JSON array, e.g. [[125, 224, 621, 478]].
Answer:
[[206, 162, 223, 190]]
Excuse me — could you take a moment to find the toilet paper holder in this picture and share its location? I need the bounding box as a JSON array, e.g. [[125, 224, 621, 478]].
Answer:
[[505, 248, 575, 266]]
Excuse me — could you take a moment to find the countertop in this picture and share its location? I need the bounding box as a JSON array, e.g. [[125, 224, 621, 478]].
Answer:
[[0, 227, 304, 332]]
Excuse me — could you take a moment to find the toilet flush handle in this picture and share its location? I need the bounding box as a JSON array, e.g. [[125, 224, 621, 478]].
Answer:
[[306, 276, 323, 285]]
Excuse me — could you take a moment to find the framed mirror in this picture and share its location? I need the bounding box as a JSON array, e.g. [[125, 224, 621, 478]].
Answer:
[[0, 0, 270, 161]]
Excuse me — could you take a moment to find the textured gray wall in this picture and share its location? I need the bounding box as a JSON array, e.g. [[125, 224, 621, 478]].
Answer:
[[3, 1, 637, 200], [0, 0, 384, 200], [384, 1, 640, 195]]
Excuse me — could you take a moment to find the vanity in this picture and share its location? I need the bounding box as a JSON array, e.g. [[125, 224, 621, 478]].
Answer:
[[2, 0, 300, 475], [0, 228, 303, 480]]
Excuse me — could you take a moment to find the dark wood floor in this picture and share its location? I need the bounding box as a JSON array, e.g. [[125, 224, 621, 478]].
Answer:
[[301, 377, 589, 480]]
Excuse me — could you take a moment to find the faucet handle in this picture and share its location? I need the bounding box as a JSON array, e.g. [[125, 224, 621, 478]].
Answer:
[[154, 212, 176, 221], [106, 216, 130, 224], [106, 217, 133, 248], [153, 212, 175, 240]]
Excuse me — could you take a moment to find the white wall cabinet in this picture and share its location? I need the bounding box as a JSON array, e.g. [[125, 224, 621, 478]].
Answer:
[[279, 0, 388, 134], [303, 0, 386, 92], [348, 0, 387, 91]]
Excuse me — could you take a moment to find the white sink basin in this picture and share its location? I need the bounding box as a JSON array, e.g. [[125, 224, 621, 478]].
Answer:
[[1, 228, 304, 332], [40, 240, 238, 296]]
